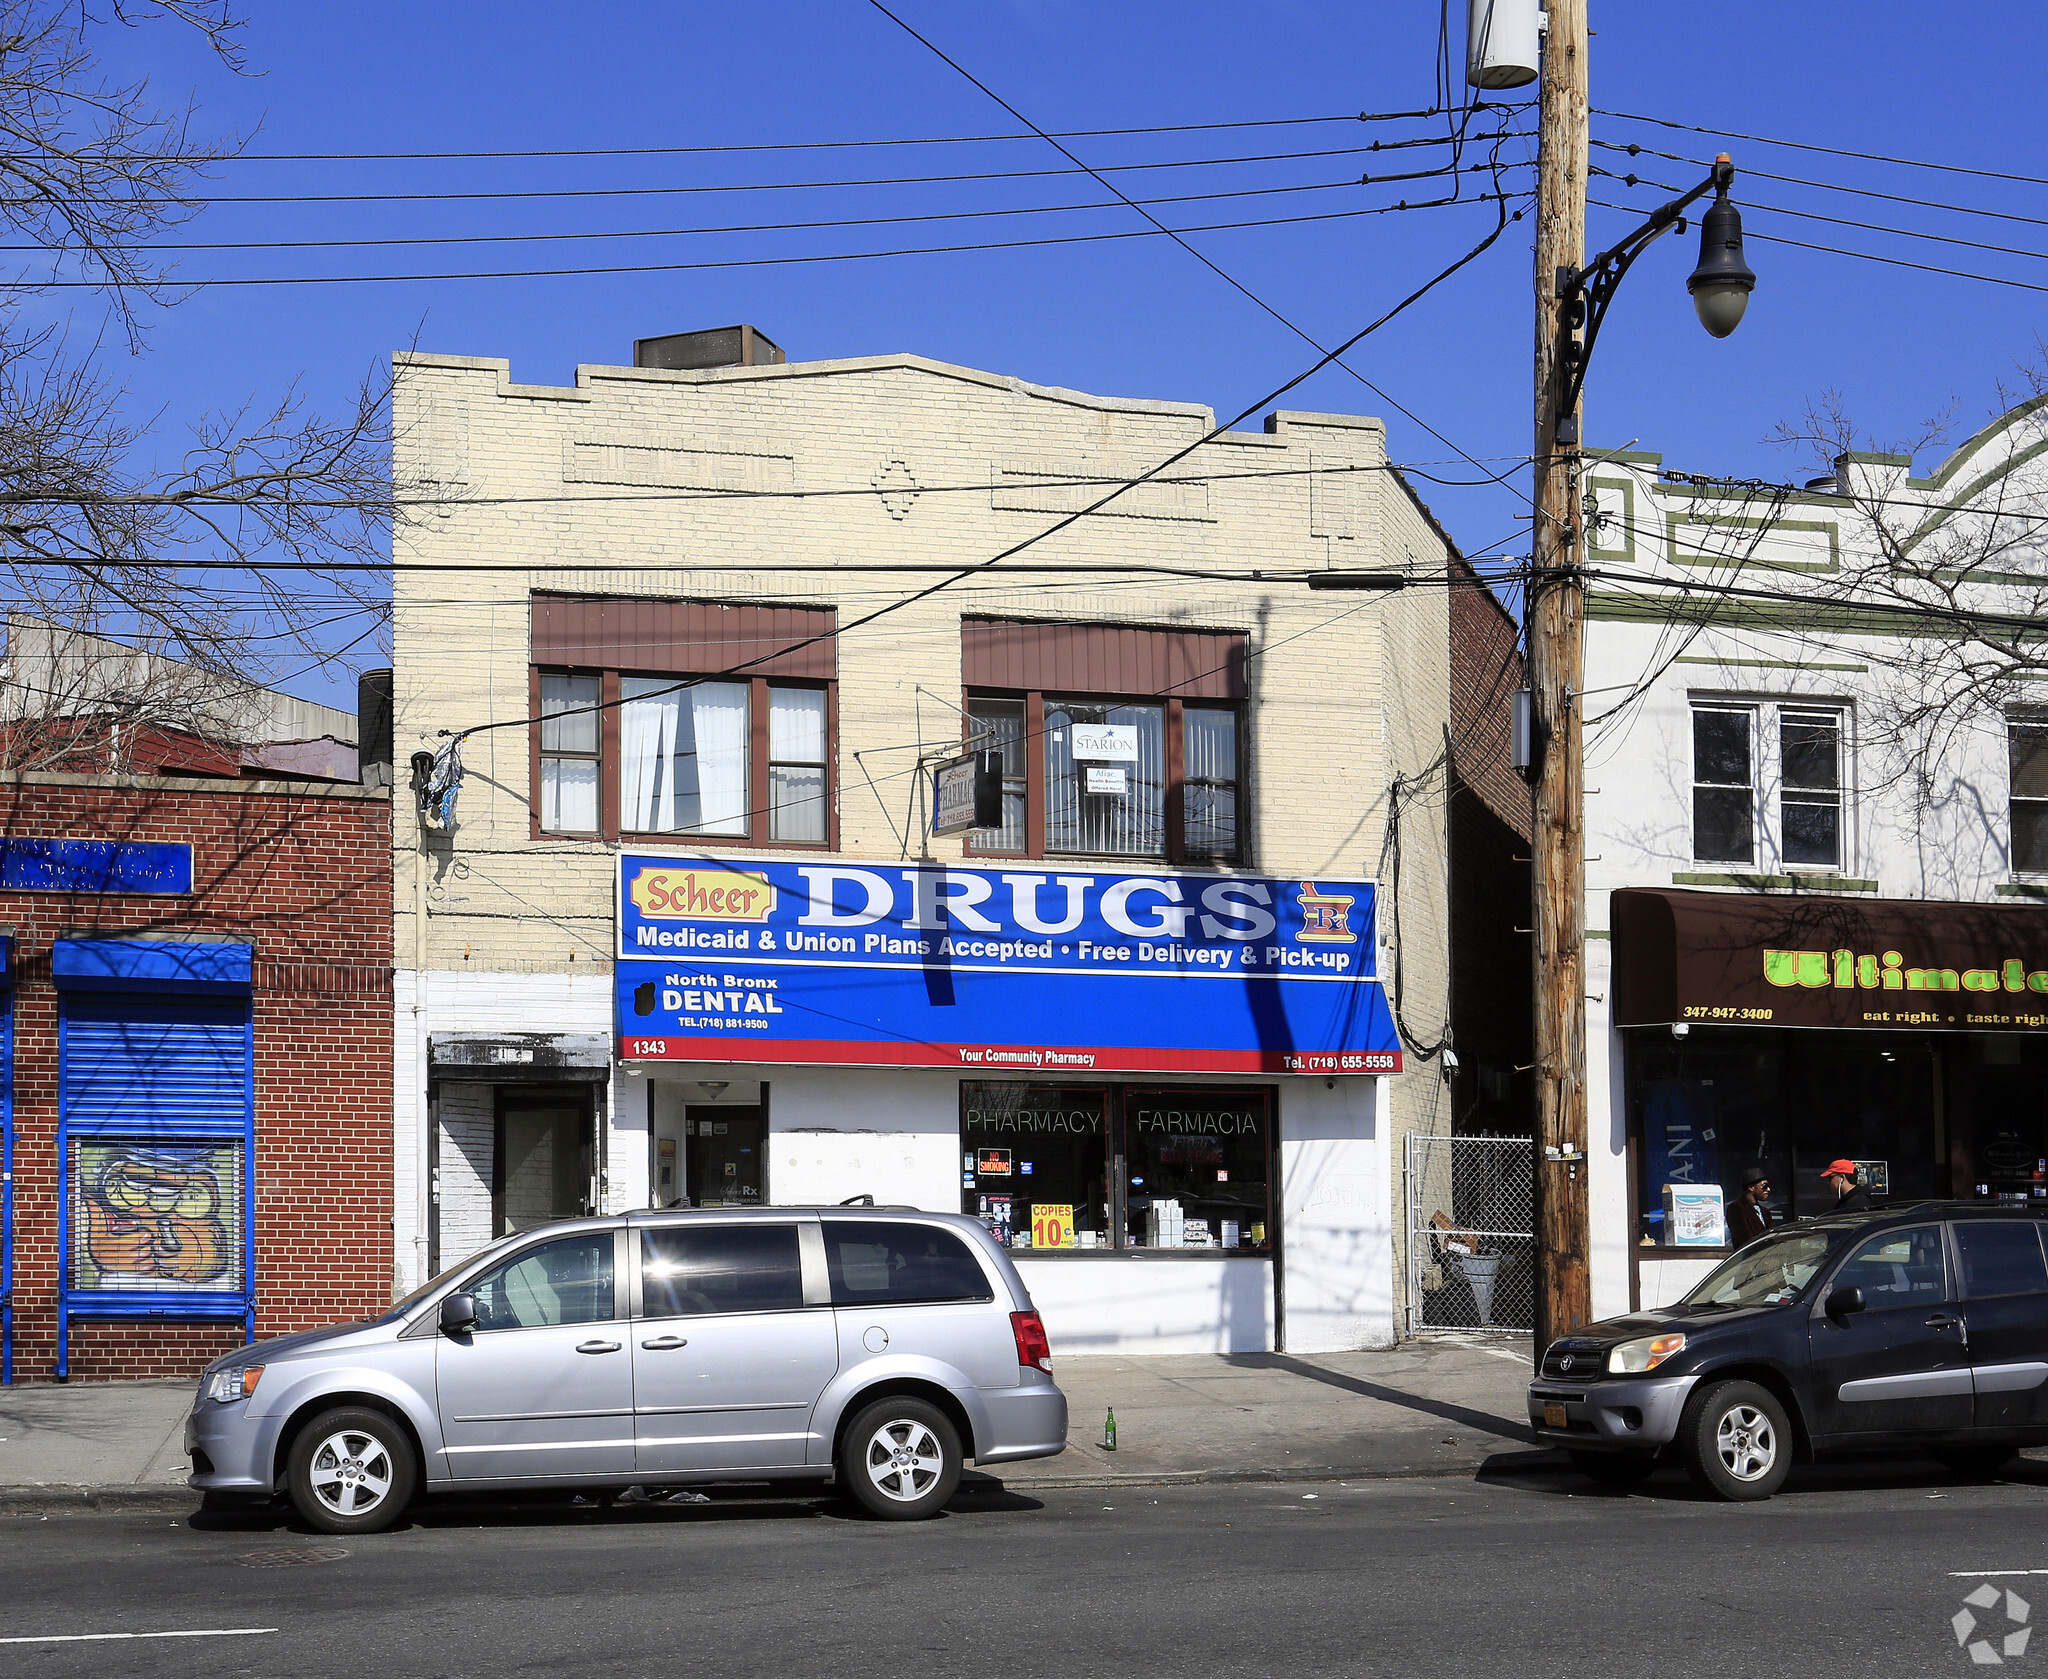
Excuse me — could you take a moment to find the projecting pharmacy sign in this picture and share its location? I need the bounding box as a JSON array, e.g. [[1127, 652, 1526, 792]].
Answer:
[[615, 855, 1400, 1074]]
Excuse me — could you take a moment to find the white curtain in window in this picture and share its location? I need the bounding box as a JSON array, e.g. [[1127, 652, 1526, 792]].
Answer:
[[541, 759, 598, 832], [622, 678, 749, 834], [768, 688, 828, 842]]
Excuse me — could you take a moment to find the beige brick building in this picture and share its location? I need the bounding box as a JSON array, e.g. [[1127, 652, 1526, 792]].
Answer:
[[388, 333, 1468, 1353]]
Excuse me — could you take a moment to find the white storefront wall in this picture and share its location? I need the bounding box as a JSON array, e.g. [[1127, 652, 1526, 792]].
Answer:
[[407, 1003, 1395, 1354]]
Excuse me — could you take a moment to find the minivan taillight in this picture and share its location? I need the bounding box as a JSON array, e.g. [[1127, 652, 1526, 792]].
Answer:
[[1011, 1309, 1052, 1372]]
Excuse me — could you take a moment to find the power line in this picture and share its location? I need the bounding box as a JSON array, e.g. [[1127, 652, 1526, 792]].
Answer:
[[1591, 166, 2048, 267], [130, 110, 1461, 164], [72, 140, 1488, 207], [1587, 197, 2048, 297], [860, 0, 1539, 518], [0, 174, 1399, 255], [1592, 138, 2048, 233], [1594, 107, 2048, 192], [39, 456, 1533, 514], [8, 191, 1529, 288]]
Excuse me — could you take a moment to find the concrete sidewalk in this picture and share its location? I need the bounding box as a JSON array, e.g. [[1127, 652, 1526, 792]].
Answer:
[[0, 1337, 1537, 1510]]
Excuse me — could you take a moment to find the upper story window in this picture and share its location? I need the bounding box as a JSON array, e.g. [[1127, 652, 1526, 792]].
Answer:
[[2009, 716, 2048, 872], [530, 594, 835, 847], [960, 617, 1248, 866], [1690, 700, 1848, 871]]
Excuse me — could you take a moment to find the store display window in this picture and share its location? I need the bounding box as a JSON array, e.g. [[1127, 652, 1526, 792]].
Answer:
[[1627, 1028, 1944, 1246], [1123, 1089, 1272, 1252], [958, 1082, 1274, 1254], [959, 1084, 1111, 1251]]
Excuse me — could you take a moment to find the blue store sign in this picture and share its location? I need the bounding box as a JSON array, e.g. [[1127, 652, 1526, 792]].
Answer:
[[615, 855, 1400, 1075]]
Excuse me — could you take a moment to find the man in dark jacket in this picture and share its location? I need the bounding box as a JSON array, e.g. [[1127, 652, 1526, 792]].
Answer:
[[1726, 1166, 1774, 1247], [1823, 1159, 1875, 1213]]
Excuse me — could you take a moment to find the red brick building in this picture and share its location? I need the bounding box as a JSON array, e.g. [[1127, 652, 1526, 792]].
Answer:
[[0, 770, 392, 1382]]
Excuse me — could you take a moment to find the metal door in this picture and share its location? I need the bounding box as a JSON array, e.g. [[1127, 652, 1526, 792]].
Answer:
[[1952, 1220, 2048, 1430], [434, 1228, 633, 1481], [1807, 1223, 1972, 1439], [631, 1220, 837, 1474]]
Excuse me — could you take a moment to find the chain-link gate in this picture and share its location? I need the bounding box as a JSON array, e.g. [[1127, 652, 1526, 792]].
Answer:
[[1405, 1134, 1534, 1335]]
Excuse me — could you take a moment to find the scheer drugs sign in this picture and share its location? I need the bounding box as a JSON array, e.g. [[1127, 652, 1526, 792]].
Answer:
[[616, 855, 1400, 1075]]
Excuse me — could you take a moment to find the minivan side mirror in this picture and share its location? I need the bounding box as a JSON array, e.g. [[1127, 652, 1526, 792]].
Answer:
[[1825, 1285, 1866, 1322], [440, 1292, 479, 1335]]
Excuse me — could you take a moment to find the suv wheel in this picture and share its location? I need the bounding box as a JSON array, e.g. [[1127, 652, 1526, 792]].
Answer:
[[839, 1397, 962, 1521], [1679, 1380, 1791, 1502], [287, 1407, 416, 1534]]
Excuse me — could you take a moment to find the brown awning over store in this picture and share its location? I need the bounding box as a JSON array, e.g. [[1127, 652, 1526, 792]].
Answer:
[[1611, 887, 2048, 1032]]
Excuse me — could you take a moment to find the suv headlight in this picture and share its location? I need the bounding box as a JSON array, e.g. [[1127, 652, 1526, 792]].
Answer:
[[205, 1365, 264, 1403], [1608, 1334, 1686, 1375]]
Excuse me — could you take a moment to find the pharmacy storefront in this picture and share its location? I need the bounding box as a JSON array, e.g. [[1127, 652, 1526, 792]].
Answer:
[[612, 855, 1405, 1354]]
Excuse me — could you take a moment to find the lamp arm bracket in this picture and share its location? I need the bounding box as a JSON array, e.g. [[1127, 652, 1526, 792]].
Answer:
[[1552, 161, 1735, 426]]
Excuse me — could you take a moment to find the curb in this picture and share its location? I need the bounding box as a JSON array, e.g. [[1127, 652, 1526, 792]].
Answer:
[[989, 1448, 1533, 1492], [0, 1485, 197, 1514]]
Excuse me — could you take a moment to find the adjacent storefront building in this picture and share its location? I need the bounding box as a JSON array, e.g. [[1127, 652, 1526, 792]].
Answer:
[[1611, 888, 2048, 1306], [1580, 398, 2048, 1316], [0, 771, 392, 1383]]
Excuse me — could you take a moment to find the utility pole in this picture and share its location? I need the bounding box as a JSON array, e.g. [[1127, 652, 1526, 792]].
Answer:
[[1529, 0, 1592, 1357]]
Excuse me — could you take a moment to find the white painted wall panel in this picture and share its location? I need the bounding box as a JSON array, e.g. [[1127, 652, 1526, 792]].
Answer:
[[1016, 1257, 1275, 1355], [1278, 1077, 1394, 1352]]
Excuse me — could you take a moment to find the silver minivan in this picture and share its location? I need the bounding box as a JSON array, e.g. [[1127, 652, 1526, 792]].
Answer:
[[186, 1207, 1067, 1532]]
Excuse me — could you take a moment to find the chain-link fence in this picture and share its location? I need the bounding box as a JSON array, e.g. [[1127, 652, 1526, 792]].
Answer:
[[1405, 1134, 1534, 1335]]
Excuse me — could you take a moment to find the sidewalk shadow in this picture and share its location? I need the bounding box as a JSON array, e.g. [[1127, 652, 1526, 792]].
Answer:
[[1222, 1353, 1536, 1446]]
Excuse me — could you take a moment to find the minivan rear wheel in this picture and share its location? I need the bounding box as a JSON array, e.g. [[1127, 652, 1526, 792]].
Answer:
[[1679, 1379, 1791, 1502], [839, 1396, 962, 1521], [286, 1407, 416, 1535]]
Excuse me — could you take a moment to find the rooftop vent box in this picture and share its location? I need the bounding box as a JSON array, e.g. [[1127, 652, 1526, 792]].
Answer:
[[634, 325, 785, 371]]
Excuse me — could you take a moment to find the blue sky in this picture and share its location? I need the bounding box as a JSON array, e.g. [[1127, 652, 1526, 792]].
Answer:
[[73, 2, 2048, 709]]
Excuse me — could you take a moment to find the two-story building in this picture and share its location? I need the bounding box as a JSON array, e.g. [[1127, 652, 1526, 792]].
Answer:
[[387, 327, 1505, 1354], [1581, 389, 2048, 1315]]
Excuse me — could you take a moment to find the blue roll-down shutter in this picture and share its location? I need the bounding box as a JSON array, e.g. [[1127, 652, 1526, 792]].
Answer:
[[53, 941, 254, 1376], [61, 995, 253, 1133]]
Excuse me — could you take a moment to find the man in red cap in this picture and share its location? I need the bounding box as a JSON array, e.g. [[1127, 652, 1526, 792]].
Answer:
[[1822, 1159, 1874, 1213]]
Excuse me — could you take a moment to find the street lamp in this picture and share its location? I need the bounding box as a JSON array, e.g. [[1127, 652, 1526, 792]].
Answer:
[[1687, 178, 1757, 338], [1552, 155, 1753, 445]]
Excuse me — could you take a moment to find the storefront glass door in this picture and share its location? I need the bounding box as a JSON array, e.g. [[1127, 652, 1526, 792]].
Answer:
[[686, 1105, 766, 1206]]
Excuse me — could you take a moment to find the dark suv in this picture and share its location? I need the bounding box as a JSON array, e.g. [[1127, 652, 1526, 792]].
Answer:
[[1528, 1204, 2048, 1500]]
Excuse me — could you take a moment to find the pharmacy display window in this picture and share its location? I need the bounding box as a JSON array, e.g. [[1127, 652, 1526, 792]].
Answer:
[[958, 1081, 1274, 1255]]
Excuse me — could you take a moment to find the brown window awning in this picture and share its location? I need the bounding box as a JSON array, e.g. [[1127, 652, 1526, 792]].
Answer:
[[1612, 887, 2048, 1032]]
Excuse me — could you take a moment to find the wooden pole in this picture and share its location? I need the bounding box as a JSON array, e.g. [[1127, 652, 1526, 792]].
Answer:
[[1530, 0, 1591, 1361]]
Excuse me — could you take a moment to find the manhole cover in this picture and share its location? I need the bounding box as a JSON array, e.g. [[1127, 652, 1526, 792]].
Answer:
[[232, 1547, 350, 1568]]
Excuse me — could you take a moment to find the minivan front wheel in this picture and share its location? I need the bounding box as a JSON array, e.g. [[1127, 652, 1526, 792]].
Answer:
[[1680, 1380, 1792, 1502], [839, 1397, 962, 1520], [286, 1407, 416, 1535]]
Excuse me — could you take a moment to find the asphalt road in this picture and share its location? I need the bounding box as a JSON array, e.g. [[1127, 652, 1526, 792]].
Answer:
[[4, 1453, 2047, 1678]]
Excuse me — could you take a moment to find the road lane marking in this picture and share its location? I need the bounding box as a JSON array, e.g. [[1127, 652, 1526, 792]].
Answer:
[[1952, 1572, 2048, 1578], [0, 1629, 277, 1645]]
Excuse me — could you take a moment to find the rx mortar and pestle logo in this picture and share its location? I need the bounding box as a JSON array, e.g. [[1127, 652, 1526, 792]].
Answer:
[[1954, 1584, 2031, 1665]]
